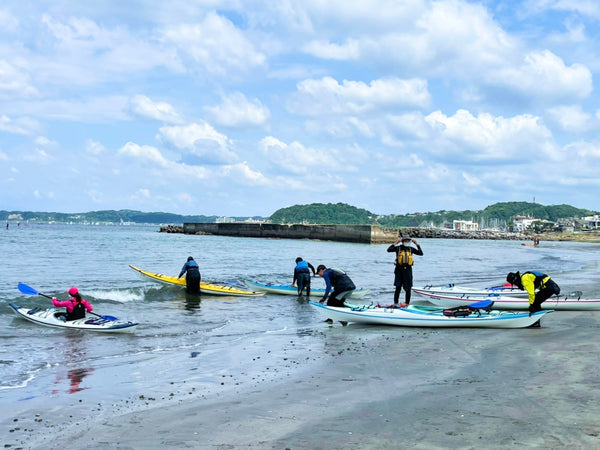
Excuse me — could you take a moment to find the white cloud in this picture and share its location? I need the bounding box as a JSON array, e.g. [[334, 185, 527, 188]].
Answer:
[[23, 148, 52, 163], [491, 50, 592, 101], [0, 60, 38, 99], [158, 122, 238, 164], [423, 109, 557, 162], [0, 9, 19, 32], [259, 136, 328, 174], [219, 161, 270, 186], [0, 115, 38, 135], [162, 12, 265, 76], [288, 76, 430, 116], [85, 139, 106, 155], [302, 39, 360, 60], [118, 141, 210, 178], [205, 92, 270, 128], [37, 15, 183, 86], [130, 95, 184, 124], [546, 105, 595, 132]]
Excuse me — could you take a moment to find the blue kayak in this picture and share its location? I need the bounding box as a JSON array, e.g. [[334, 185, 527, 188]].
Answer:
[[245, 281, 369, 298]]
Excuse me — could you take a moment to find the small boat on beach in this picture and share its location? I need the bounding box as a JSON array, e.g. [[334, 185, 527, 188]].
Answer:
[[129, 265, 265, 297], [414, 290, 600, 311], [9, 303, 138, 333], [412, 283, 528, 298], [245, 280, 369, 298], [309, 300, 550, 328]]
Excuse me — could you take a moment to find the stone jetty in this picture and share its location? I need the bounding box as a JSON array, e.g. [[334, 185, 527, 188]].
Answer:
[[159, 223, 528, 244]]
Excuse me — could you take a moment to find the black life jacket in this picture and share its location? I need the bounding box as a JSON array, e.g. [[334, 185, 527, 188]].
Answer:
[[67, 301, 86, 321]]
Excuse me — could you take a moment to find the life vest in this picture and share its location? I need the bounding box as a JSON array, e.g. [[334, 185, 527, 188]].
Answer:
[[523, 271, 550, 289], [296, 260, 310, 273], [67, 301, 86, 321], [397, 248, 414, 266]]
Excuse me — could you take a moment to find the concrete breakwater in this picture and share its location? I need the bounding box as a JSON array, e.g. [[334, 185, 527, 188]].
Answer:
[[160, 223, 528, 244]]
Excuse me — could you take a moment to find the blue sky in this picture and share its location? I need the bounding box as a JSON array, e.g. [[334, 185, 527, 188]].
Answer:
[[1, 0, 599, 217]]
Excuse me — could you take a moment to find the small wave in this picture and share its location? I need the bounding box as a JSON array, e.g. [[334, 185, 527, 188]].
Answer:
[[86, 288, 146, 303]]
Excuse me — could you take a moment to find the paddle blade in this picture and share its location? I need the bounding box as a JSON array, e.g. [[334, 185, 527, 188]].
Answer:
[[18, 283, 39, 296]]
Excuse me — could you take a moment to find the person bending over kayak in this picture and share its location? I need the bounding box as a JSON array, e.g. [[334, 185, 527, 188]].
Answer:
[[506, 271, 560, 314], [316, 265, 356, 307], [52, 287, 93, 321], [387, 235, 423, 306], [178, 256, 201, 294], [292, 257, 316, 297]]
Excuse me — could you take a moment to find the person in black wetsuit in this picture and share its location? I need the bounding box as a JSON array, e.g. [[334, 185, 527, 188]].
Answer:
[[387, 236, 423, 306], [292, 257, 316, 297], [178, 256, 201, 294], [316, 265, 356, 307]]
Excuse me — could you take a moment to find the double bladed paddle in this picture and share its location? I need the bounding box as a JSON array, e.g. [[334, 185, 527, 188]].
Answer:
[[17, 282, 118, 321]]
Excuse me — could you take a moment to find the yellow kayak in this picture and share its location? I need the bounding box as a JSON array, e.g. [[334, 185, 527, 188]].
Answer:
[[129, 265, 265, 297]]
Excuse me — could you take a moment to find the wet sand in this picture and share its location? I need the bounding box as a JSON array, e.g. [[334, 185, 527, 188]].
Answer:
[[6, 310, 600, 449]]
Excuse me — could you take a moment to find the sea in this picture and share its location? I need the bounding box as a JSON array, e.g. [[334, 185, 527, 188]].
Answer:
[[1, 223, 600, 423]]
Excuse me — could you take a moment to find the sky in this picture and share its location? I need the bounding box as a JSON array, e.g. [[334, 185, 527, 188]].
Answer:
[[1, 0, 599, 217]]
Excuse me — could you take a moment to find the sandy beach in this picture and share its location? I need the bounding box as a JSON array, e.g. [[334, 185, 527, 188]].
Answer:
[[5, 308, 600, 450]]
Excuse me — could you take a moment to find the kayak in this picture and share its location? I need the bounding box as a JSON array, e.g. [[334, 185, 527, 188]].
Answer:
[[310, 301, 551, 328], [412, 283, 528, 298], [245, 281, 369, 298], [415, 291, 600, 311], [9, 303, 138, 333], [129, 265, 265, 297]]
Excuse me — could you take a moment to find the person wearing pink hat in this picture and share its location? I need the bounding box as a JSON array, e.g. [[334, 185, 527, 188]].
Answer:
[[52, 287, 93, 321]]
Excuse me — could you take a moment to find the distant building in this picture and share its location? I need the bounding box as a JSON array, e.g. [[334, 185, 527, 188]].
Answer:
[[453, 220, 479, 231], [513, 216, 540, 232], [216, 217, 236, 223], [584, 215, 600, 229]]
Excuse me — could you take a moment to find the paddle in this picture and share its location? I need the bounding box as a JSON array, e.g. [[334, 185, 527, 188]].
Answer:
[[17, 283, 118, 321]]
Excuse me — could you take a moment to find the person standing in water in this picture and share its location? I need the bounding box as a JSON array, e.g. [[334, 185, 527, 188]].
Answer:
[[292, 257, 316, 297], [178, 256, 201, 294], [387, 235, 423, 306]]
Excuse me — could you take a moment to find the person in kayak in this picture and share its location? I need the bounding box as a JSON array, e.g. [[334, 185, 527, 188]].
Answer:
[[292, 257, 316, 297], [387, 235, 423, 306], [178, 256, 201, 294], [506, 271, 560, 314], [316, 265, 356, 307], [52, 287, 93, 321]]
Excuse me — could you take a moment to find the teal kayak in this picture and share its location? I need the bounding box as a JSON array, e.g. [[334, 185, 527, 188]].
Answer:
[[245, 281, 369, 298]]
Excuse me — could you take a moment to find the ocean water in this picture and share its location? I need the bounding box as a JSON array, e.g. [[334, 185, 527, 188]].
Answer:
[[1, 224, 599, 419]]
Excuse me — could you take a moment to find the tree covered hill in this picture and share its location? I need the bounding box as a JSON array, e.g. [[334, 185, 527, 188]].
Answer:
[[269, 202, 598, 227], [3, 202, 597, 226], [1, 209, 256, 224]]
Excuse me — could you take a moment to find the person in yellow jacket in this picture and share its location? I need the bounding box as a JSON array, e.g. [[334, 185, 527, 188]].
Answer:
[[506, 271, 560, 313], [387, 235, 423, 306]]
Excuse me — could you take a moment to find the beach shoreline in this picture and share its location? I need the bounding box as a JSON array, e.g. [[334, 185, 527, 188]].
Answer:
[[7, 310, 600, 450]]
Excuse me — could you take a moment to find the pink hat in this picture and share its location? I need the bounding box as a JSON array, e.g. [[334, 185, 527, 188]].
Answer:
[[68, 287, 79, 295]]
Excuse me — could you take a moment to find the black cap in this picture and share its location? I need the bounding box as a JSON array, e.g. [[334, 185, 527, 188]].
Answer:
[[295, 257, 303, 263], [506, 272, 517, 284], [316, 264, 326, 272], [187, 256, 194, 262]]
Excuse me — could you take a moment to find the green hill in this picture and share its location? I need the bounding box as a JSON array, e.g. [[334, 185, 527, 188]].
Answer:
[[269, 202, 597, 227]]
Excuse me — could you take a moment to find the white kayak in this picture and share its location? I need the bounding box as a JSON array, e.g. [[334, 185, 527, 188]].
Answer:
[[413, 283, 528, 298], [309, 301, 551, 328], [245, 281, 369, 298], [416, 291, 600, 311], [9, 303, 138, 333]]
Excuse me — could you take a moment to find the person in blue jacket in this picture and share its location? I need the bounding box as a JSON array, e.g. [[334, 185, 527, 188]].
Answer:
[[292, 257, 316, 297], [316, 264, 356, 307], [178, 256, 201, 294]]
